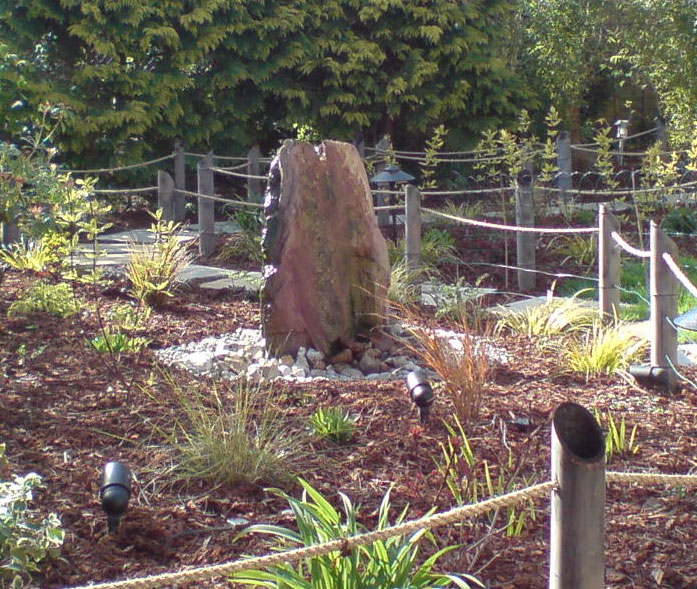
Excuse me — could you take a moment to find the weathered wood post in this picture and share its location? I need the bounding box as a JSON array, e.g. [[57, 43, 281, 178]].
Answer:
[[2, 213, 20, 246], [556, 131, 572, 210], [374, 136, 390, 228], [247, 145, 262, 203], [173, 139, 186, 221], [550, 401, 606, 589], [599, 205, 620, 321], [157, 171, 175, 221], [650, 220, 679, 389], [515, 161, 536, 290], [197, 152, 216, 258], [405, 184, 422, 270]]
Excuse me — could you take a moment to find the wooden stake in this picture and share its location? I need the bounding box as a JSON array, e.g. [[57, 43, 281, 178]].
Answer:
[[405, 184, 422, 270], [599, 205, 620, 321], [197, 152, 216, 258]]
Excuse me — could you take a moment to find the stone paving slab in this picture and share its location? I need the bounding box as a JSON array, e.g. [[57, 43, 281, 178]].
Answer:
[[199, 270, 263, 293]]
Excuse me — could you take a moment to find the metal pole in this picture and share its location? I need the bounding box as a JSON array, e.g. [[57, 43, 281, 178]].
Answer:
[[549, 402, 605, 589], [598, 205, 620, 321], [197, 152, 216, 258], [405, 184, 422, 271]]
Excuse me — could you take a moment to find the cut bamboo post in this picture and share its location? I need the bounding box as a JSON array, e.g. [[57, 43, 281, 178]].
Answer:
[[599, 205, 620, 321], [173, 139, 186, 221], [405, 184, 422, 270], [197, 152, 216, 258], [515, 162, 536, 291], [549, 401, 606, 589], [157, 171, 175, 221], [650, 220, 679, 390], [247, 145, 261, 203]]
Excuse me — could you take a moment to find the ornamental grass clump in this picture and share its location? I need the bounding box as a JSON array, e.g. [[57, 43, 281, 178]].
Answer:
[[308, 407, 357, 443], [230, 478, 483, 589], [561, 322, 648, 380]]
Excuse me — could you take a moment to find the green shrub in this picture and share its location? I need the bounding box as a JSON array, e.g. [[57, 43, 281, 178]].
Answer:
[[388, 228, 458, 269], [7, 281, 80, 318], [126, 210, 194, 307], [561, 322, 648, 379], [308, 407, 357, 443], [387, 261, 430, 306], [89, 331, 149, 355], [0, 444, 64, 588], [231, 478, 483, 589]]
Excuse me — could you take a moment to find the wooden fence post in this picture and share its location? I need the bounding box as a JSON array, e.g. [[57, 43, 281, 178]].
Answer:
[[197, 152, 216, 258], [405, 184, 422, 270], [549, 401, 605, 589], [247, 145, 261, 203], [515, 162, 536, 291], [556, 131, 572, 208], [157, 171, 175, 221], [374, 136, 390, 228], [2, 212, 20, 247], [650, 220, 678, 389], [173, 139, 186, 221], [599, 205, 620, 321]]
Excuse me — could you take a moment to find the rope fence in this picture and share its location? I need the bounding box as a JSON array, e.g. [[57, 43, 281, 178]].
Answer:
[[68, 154, 174, 175], [92, 186, 159, 195], [209, 165, 268, 181], [66, 470, 697, 589], [176, 188, 264, 208], [610, 231, 651, 258], [663, 253, 697, 299]]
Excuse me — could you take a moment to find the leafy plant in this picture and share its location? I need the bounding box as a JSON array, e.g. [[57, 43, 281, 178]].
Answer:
[[439, 199, 485, 224], [147, 376, 307, 489], [231, 478, 483, 589], [545, 234, 597, 269], [387, 261, 430, 306], [419, 124, 447, 190], [216, 232, 262, 265], [0, 443, 64, 588], [89, 331, 149, 355], [0, 236, 68, 274], [494, 291, 596, 337], [126, 209, 194, 307], [561, 322, 648, 379], [434, 417, 536, 537], [308, 407, 357, 444], [663, 207, 697, 235], [594, 410, 640, 462], [7, 281, 80, 318], [430, 275, 494, 327]]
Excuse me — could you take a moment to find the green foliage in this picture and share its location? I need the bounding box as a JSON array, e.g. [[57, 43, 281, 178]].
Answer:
[[89, 331, 149, 355], [663, 207, 697, 235], [389, 227, 458, 270], [308, 407, 357, 444], [217, 208, 263, 265], [439, 199, 485, 225], [419, 124, 447, 190], [387, 261, 429, 306], [231, 478, 483, 589], [2, 0, 525, 164], [594, 410, 640, 462], [7, 281, 80, 318], [148, 377, 307, 489], [494, 291, 596, 338], [435, 417, 536, 539], [545, 234, 597, 269], [0, 443, 64, 588], [561, 322, 648, 379], [126, 210, 194, 307]]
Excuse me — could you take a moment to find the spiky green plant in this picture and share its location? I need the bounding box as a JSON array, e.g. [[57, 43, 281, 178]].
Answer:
[[230, 479, 483, 588], [308, 407, 357, 444], [562, 322, 648, 379]]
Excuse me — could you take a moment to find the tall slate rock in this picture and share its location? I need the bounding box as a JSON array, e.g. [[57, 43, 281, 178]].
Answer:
[[262, 140, 390, 357]]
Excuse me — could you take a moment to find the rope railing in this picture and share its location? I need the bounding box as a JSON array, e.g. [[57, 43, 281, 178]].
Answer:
[[68, 154, 175, 174], [92, 186, 158, 195], [663, 253, 697, 298], [422, 207, 599, 234], [210, 165, 268, 181], [176, 187, 264, 208], [213, 161, 249, 171], [66, 469, 697, 589], [570, 145, 688, 158], [610, 231, 651, 258], [540, 179, 697, 196]]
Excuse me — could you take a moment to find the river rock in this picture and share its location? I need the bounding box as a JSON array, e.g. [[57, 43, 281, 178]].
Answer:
[[261, 140, 390, 356]]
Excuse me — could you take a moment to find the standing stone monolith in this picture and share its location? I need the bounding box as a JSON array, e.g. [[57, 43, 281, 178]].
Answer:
[[262, 140, 390, 357]]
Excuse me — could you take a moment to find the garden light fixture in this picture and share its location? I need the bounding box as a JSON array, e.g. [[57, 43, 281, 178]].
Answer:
[[370, 164, 415, 240], [406, 369, 434, 422], [100, 462, 131, 533]]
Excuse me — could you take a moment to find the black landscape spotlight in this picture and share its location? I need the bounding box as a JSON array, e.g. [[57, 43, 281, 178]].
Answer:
[[100, 462, 131, 533], [406, 369, 434, 423], [370, 164, 415, 240]]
